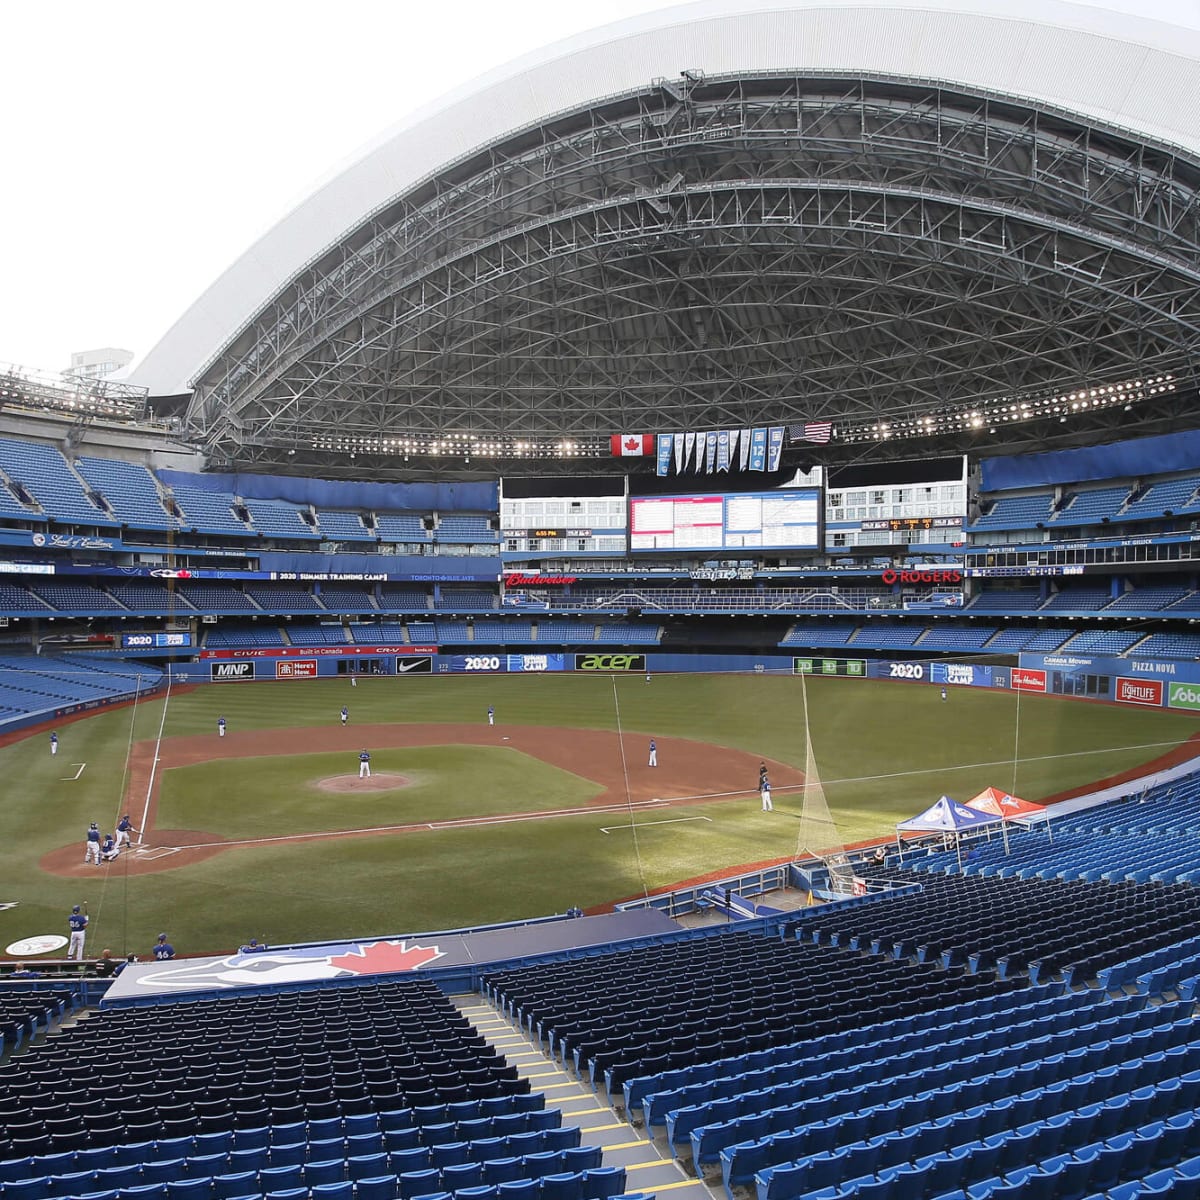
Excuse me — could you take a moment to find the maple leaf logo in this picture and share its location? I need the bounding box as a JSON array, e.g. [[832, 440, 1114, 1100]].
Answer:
[[623, 437, 640, 451], [328, 940, 445, 975]]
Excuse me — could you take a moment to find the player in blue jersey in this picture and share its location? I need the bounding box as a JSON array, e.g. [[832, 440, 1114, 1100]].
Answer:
[[218, 716, 226, 737], [358, 750, 371, 778], [100, 833, 119, 862], [760, 774, 773, 812], [648, 739, 657, 767], [67, 904, 88, 960], [84, 822, 101, 866], [115, 813, 139, 849], [153, 933, 175, 961], [240, 937, 269, 954], [49, 731, 58, 756], [340, 706, 349, 726], [487, 706, 495, 726]]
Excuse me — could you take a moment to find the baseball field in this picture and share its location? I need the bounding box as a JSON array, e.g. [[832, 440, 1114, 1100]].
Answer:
[[5, 668, 1200, 958]]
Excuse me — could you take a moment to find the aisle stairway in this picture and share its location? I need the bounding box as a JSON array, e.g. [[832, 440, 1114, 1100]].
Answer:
[[455, 995, 716, 1200]]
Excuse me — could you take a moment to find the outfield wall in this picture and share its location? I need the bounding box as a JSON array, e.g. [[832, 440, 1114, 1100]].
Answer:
[[154, 645, 1200, 716]]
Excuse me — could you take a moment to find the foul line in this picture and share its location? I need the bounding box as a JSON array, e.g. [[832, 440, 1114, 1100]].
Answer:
[[61, 762, 86, 781], [600, 816, 713, 834]]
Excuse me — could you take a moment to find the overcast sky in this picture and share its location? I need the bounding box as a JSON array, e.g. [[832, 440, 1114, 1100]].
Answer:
[[0, 0, 672, 375], [1, 0, 1195, 377]]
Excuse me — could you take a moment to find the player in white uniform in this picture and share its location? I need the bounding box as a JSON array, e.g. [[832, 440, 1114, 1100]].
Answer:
[[84, 822, 102, 865], [218, 716, 226, 737], [487, 706, 495, 726], [67, 905, 88, 960], [760, 776, 773, 812], [341, 707, 349, 726], [359, 750, 371, 778], [648, 739, 657, 767], [49, 731, 58, 756]]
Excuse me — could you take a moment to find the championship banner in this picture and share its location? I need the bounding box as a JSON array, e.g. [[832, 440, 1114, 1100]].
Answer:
[[656, 434, 673, 477], [749, 428, 767, 471], [673, 433, 685, 475], [704, 431, 718, 473], [739, 429, 752, 470], [716, 430, 731, 472], [684, 431, 697, 470], [767, 426, 785, 472]]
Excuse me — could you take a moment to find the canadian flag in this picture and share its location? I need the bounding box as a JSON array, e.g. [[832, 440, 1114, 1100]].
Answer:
[[610, 434, 654, 456]]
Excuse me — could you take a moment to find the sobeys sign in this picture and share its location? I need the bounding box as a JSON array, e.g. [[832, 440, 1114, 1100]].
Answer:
[[1168, 683, 1200, 711]]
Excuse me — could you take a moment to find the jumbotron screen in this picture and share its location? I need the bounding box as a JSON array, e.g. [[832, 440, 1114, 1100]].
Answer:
[[628, 487, 822, 552]]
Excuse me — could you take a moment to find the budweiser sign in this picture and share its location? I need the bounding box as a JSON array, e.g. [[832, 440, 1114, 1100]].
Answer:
[[503, 574, 578, 586], [880, 568, 963, 585]]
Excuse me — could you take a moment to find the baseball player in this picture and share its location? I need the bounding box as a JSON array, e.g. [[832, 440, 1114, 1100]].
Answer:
[[218, 716, 226, 737], [153, 933, 175, 961], [67, 905, 88, 960], [340, 706, 349, 726], [359, 749, 371, 778], [760, 774, 773, 812], [240, 937, 269, 954], [49, 731, 58, 756], [84, 822, 102, 866], [941, 687, 948, 702], [648, 739, 657, 767], [351, 675, 357, 688], [115, 813, 139, 849], [487, 706, 495, 726], [100, 833, 119, 862]]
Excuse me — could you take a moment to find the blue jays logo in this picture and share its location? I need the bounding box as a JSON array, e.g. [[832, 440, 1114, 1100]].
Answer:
[[132, 939, 446, 992]]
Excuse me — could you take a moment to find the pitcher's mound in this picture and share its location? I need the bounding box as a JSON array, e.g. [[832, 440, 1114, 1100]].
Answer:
[[315, 773, 411, 793]]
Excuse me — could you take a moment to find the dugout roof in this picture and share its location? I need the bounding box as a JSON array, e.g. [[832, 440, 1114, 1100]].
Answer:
[[130, 0, 1200, 476]]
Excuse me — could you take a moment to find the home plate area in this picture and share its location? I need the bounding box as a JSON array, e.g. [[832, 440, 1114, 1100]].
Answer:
[[133, 845, 179, 861]]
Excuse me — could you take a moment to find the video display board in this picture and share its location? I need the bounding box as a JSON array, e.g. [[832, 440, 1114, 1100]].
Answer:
[[629, 488, 821, 552]]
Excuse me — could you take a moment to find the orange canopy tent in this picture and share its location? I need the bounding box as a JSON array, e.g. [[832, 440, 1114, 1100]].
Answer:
[[964, 786, 1052, 852]]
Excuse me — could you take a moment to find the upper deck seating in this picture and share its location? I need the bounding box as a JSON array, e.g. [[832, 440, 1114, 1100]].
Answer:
[[74, 456, 176, 530], [1122, 474, 1200, 520], [176, 583, 262, 613], [0, 438, 116, 525], [315, 509, 376, 541], [1039, 589, 1111, 613], [966, 590, 1042, 613], [435, 515, 498, 544], [106, 581, 197, 614], [320, 586, 379, 613], [375, 513, 431, 542], [780, 622, 858, 647], [243, 585, 326, 614], [170, 486, 252, 537], [969, 492, 1054, 532], [1047, 485, 1130, 526], [242, 497, 320, 540]]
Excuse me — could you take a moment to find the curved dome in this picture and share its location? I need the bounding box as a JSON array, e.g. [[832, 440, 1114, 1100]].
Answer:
[[131, 0, 1200, 473]]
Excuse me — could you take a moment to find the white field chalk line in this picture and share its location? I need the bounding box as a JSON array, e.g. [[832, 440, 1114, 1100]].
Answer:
[[600, 816, 713, 834], [62, 763, 86, 781]]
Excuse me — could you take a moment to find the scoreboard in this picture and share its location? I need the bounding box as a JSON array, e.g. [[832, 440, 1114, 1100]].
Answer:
[[630, 488, 821, 552]]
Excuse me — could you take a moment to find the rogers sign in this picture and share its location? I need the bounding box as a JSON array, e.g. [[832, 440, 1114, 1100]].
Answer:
[[1116, 677, 1163, 707], [880, 569, 962, 585]]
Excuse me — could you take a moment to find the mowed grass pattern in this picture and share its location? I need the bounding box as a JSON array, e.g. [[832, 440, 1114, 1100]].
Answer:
[[2, 670, 1197, 955]]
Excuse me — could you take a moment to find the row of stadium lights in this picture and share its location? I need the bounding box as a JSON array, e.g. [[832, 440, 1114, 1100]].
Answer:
[[310, 434, 595, 458], [843, 375, 1175, 443]]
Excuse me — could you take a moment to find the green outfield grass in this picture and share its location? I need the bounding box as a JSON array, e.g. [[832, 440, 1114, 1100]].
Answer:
[[3, 670, 1197, 956]]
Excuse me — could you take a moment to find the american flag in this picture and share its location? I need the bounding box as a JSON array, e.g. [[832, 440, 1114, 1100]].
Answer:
[[788, 422, 833, 444]]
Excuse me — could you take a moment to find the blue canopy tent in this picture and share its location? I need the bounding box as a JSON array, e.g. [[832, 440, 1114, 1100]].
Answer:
[[895, 795, 1004, 870]]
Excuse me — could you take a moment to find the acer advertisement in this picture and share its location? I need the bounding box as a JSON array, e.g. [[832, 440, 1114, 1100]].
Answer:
[[1115, 677, 1164, 707], [1011, 668, 1047, 693]]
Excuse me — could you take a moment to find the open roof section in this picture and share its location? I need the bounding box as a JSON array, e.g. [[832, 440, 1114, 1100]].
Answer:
[[129, 0, 1200, 477]]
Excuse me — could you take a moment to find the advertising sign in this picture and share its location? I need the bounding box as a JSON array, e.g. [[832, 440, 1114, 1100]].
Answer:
[[1169, 683, 1200, 712], [395, 656, 433, 675], [793, 658, 866, 676], [574, 653, 647, 672], [122, 632, 193, 650], [210, 662, 253, 682], [441, 655, 507, 673], [930, 663, 995, 687], [1012, 668, 1047, 693], [506, 654, 566, 672], [1115, 677, 1164, 707], [276, 661, 317, 679]]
